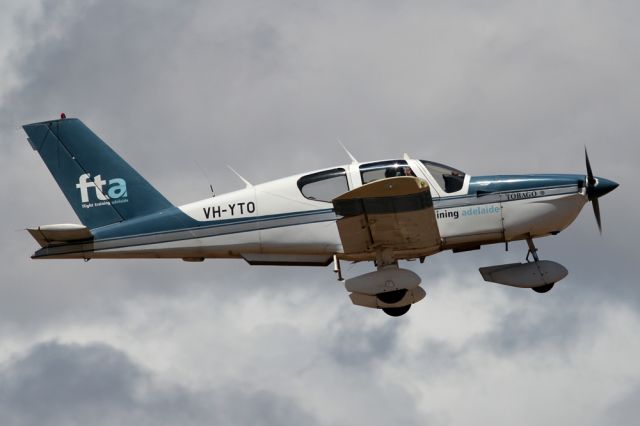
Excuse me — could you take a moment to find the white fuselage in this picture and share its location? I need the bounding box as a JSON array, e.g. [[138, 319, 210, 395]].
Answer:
[[86, 159, 587, 262]]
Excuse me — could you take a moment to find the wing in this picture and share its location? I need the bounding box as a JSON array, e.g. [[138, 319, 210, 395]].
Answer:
[[332, 176, 441, 259]]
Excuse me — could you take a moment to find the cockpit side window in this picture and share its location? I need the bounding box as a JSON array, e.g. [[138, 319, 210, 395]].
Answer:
[[420, 160, 465, 193], [297, 168, 349, 202], [359, 160, 415, 185]]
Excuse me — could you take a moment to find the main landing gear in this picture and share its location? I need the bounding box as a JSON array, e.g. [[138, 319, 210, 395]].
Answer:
[[382, 305, 411, 317], [334, 253, 421, 317], [378, 288, 411, 316]]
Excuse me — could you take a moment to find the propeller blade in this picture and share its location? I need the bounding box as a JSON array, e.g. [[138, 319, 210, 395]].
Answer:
[[585, 147, 596, 187], [583, 147, 617, 233], [592, 197, 602, 234]]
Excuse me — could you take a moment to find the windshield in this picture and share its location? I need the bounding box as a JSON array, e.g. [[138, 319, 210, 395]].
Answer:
[[420, 160, 465, 193]]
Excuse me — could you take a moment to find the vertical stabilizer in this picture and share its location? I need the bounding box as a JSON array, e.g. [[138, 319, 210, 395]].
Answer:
[[23, 117, 173, 229]]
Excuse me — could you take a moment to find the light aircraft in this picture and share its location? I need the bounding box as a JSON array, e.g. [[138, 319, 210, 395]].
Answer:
[[22, 116, 618, 316]]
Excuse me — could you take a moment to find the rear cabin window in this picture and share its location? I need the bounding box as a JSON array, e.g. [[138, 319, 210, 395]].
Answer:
[[297, 168, 349, 202], [420, 160, 465, 193], [360, 160, 415, 184]]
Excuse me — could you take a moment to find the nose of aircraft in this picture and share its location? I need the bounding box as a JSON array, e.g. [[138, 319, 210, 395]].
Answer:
[[590, 177, 619, 200]]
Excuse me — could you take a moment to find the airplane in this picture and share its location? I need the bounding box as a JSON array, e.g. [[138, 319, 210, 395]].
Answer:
[[22, 115, 619, 316]]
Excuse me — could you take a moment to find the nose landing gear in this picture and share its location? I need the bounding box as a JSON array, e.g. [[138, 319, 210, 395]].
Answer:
[[527, 238, 556, 294], [479, 238, 568, 291], [532, 283, 555, 293]]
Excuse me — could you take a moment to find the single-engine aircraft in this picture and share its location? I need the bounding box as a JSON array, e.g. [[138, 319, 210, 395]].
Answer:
[[22, 116, 619, 316]]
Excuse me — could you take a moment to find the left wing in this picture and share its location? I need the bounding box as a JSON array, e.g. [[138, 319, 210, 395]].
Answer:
[[332, 176, 441, 259]]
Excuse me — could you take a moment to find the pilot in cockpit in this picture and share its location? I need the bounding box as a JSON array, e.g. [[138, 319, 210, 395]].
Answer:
[[384, 166, 415, 178]]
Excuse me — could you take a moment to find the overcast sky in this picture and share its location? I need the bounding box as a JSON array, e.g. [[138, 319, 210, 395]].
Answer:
[[1, 1, 639, 425]]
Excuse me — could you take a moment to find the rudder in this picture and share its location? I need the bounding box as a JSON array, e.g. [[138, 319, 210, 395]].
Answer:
[[23, 117, 173, 229]]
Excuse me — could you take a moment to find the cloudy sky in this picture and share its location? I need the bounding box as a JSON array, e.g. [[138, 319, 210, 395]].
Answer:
[[1, 1, 638, 424]]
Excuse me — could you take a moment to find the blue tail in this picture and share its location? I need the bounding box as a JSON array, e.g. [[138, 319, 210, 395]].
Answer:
[[23, 117, 174, 229]]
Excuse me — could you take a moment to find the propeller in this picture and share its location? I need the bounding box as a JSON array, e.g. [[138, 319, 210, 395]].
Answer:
[[584, 148, 618, 233]]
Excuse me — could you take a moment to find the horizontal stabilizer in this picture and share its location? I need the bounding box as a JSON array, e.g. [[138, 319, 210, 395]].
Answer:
[[27, 224, 92, 247]]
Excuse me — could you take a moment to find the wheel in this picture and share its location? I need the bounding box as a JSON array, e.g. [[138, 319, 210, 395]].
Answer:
[[382, 305, 411, 317], [532, 283, 555, 293], [376, 289, 407, 304]]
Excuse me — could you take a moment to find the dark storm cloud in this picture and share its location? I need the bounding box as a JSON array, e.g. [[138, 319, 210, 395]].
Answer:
[[0, 341, 317, 426]]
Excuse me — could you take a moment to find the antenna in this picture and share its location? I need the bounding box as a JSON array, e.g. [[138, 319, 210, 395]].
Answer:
[[194, 160, 215, 198], [338, 139, 358, 163], [227, 165, 253, 188]]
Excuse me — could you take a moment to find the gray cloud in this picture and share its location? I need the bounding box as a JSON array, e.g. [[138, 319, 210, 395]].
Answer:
[[0, 341, 317, 426], [327, 306, 402, 366], [606, 383, 640, 426]]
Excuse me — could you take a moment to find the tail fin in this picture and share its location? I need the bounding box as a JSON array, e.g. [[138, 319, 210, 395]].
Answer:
[[23, 117, 173, 229]]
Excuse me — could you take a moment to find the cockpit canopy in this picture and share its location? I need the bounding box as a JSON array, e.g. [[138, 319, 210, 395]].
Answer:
[[296, 159, 466, 203]]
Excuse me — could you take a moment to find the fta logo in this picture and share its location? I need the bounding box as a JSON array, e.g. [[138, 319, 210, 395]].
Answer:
[[75, 173, 128, 205]]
